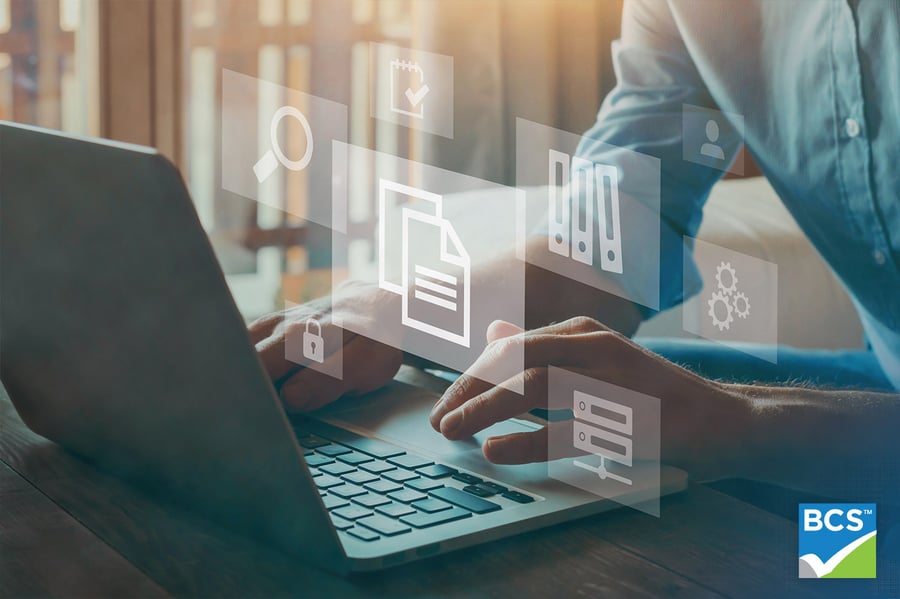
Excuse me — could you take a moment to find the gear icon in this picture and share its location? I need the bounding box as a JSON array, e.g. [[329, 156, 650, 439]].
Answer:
[[715, 261, 738, 295], [707, 290, 734, 331], [732, 291, 750, 319]]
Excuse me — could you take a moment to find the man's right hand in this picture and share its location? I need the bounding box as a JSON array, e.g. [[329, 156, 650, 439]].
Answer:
[[248, 281, 404, 412]]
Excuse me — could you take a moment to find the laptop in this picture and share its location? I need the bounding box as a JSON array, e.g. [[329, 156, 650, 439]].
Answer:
[[0, 121, 687, 574]]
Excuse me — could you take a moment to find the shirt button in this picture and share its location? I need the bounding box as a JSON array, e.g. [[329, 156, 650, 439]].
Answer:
[[873, 249, 886, 265], [845, 118, 861, 138]]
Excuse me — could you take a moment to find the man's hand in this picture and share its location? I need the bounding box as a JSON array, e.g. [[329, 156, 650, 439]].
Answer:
[[429, 316, 753, 480], [249, 281, 403, 412]]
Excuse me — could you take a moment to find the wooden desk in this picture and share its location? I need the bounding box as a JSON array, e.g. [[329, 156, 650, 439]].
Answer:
[[0, 388, 870, 598]]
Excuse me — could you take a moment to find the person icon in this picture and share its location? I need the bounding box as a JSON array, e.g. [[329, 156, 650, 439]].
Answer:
[[700, 119, 725, 160]]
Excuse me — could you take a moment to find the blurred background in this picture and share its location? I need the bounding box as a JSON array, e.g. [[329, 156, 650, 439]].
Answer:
[[0, 0, 862, 349], [0, 0, 624, 316]]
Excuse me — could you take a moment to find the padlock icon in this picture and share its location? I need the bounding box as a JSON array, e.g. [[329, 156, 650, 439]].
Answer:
[[302, 317, 325, 363]]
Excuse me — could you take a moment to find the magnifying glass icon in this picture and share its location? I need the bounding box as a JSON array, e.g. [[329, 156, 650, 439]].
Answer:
[[253, 105, 314, 183]]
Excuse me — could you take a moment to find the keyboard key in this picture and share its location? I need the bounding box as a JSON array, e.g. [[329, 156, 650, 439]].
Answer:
[[452, 473, 483, 485], [359, 460, 396, 474], [322, 494, 349, 510], [383, 469, 419, 483], [352, 493, 391, 509], [346, 527, 380, 542], [388, 489, 428, 504], [342, 470, 378, 485], [376, 502, 416, 518], [400, 507, 472, 529], [314, 474, 344, 489], [465, 484, 497, 497], [336, 451, 374, 466], [357, 515, 412, 537], [332, 505, 373, 521], [480, 482, 508, 494], [364, 480, 403, 494], [502, 491, 535, 504], [406, 478, 444, 492], [417, 464, 458, 479], [411, 498, 452, 513], [320, 462, 356, 476], [330, 514, 354, 530], [305, 454, 334, 468], [330, 484, 367, 499], [431, 487, 502, 514], [317, 444, 352, 457], [388, 454, 434, 470], [297, 434, 330, 449], [338, 437, 406, 459], [303, 448, 314, 456]]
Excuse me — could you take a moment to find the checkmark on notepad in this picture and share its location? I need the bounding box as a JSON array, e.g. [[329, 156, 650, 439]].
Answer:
[[405, 83, 430, 107]]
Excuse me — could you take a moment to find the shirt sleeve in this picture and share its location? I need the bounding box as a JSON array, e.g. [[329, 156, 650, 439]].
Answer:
[[575, 0, 743, 318]]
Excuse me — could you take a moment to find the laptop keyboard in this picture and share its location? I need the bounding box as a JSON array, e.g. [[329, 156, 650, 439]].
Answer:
[[294, 428, 537, 543]]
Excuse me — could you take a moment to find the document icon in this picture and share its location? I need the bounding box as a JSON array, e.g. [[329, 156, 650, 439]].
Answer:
[[378, 179, 471, 347], [547, 150, 623, 274]]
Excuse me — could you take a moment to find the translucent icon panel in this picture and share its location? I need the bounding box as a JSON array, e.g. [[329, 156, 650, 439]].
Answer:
[[369, 42, 454, 139], [284, 299, 344, 381], [682, 103, 745, 175], [332, 142, 526, 391], [221, 69, 348, 231], [516, 118, 661, 311], [682, 237, 779, 363], [548, 366, 661, 517]]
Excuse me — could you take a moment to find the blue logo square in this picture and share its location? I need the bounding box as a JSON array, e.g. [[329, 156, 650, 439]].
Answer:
[[799, 503, 876, 579]]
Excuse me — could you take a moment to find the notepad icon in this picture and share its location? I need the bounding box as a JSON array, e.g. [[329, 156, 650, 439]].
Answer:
[[390, 59, 428, 120], [378, 179, 471, 347]]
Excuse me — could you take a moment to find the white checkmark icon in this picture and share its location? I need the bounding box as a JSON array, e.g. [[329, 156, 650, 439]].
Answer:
[[405, 83, 430, 107]]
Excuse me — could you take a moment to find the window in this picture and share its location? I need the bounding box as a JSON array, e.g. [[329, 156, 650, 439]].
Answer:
[[0, 0, 99, 134], [2, 0, 415, 319], [182, 0, 414, 316]]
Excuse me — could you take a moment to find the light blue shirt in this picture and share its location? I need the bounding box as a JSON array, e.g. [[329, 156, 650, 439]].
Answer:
[[577, 0, 900, 389]]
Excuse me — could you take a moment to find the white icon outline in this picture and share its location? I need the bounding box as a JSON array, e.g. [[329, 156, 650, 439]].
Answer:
[[571, 157, 596, 266], [401, 210, 471, 347], [547, 150, 623, 274], [700, 119, 726, 160], [548, 149, 570, 257], [572, 390, 633, 486], [253, 105, 314, 183], [377, 178, 471, 347], [302, 317, 325, 363], [707, 290, 734, 331], [378, 179, 443, 294], [706, 260, 751, 332], [390, 58, 429, 119], [715, 261, 738, 294], [733, 291, 751, 319]]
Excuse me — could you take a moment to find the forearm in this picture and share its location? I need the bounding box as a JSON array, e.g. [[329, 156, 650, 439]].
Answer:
[[519, 235, 643, 335], [734, 383, 900, 502], [524, 262, 643, 336]]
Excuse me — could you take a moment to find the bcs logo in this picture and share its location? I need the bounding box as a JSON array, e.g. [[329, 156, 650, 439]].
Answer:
[[799, 503, 876, 579]]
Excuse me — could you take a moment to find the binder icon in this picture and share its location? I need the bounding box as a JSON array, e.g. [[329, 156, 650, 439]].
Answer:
[[547, 150, 623, 274], [572, 390, 633, 485], [548, 150, 570, 257]]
